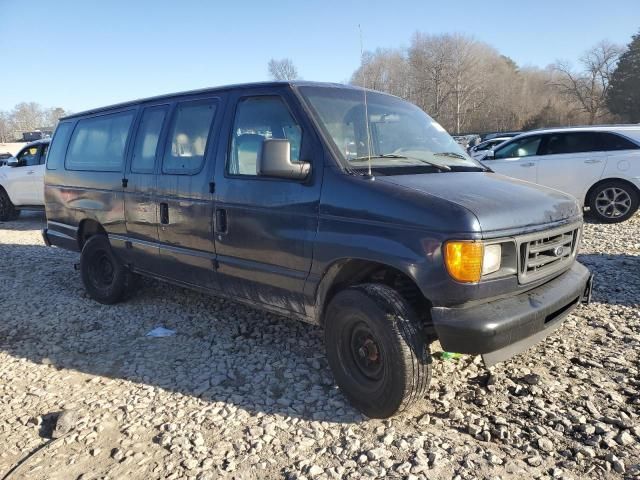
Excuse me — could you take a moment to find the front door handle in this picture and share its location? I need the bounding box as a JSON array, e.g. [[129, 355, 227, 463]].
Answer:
[[215, 208, 227, 234], [27, 170, 35, 174], [584, 159, 602, 164], [160, 203, 169, 225], [520, 162, 535, 167]]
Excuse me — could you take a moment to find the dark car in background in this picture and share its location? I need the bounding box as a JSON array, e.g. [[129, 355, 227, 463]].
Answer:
[[42, 82, 592, 418]]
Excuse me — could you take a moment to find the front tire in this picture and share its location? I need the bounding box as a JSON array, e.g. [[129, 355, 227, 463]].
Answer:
[[0, 189, 17, 221], [324, 284, 432, 418], [588, 181, 639, 223], [80, 235, 133, 304]]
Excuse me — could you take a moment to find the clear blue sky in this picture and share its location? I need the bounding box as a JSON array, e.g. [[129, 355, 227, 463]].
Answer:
[[0, 0, 637, 112]]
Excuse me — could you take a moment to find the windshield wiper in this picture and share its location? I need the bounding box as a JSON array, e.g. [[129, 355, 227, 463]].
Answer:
[[351, 154, 451, 172], [350, 154, 408, 162], [433, 151, 468, 160]]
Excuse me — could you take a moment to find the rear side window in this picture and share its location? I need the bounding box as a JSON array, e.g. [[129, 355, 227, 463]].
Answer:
[[542, 132, 599, 155], [597, 132, 639, 151], [46, 122, 74, 170], [66, 111, 135, 171], [162, 100, 217, 174], [131, 106, 168, 173]]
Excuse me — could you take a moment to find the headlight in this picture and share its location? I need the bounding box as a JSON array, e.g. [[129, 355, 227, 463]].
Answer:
[[482, 244, 502, 275], [444, 241, 502, 283]]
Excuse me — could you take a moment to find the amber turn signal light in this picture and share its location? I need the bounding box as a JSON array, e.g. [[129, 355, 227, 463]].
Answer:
[[444, 241, 484, 283]]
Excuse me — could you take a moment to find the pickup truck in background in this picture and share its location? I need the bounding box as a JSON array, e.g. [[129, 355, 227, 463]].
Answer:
[[0, 138, 49, 220]]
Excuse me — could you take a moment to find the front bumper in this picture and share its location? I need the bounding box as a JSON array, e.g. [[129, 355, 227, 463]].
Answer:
[[431, 262, 592, 367]]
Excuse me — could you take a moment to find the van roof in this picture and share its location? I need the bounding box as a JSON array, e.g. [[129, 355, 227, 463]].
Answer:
[[61, 81, 363, 121]]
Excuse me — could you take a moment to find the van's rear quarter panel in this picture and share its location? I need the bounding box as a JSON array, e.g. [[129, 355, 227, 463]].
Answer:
[[45, 169, 126, 247]]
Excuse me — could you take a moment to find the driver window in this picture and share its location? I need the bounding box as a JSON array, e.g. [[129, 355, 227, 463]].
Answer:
[[494, 136, 541, 159], [17, 146, 39, 166], [228, 96, 302, 176]]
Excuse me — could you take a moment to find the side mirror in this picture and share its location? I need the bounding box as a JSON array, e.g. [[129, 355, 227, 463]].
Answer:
[[7, 157, 19, 167], [484, 150, 495, 160], [257, 139, 310, 180]]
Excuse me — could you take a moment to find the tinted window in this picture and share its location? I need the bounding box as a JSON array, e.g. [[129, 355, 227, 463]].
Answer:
[[66, 111, 135, 171], [162, 100, 217, 174], [46, 122, 74, 170], [39, 143, 49, 164], [493, 136, 542, 159], [542, 132, 599, 155], [132, 106, 168, 173], [17, 146, 39, 166], [598, 132, 639, 151], [228, 96, 302, 176]]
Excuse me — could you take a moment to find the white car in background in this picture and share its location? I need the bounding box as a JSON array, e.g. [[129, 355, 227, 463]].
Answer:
[[483, 126, 640, 223], [468, 137, 511, 160], [0, 139, 49, 221]]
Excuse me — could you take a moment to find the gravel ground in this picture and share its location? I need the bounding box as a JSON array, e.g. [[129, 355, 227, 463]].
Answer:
[[0, 211, 638, 480]]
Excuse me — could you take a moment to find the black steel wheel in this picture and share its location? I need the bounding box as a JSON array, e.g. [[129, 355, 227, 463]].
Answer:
[[80, 235, 133, 304], [324, 283, 432, 418]]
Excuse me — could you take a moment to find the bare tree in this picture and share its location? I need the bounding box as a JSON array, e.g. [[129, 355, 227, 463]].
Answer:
[[551, 41, 622, 124], [0, 112, 12, 143], [10, 102, 45, 132], [268, 58, 299, 81], [348, 32, 622, 133], [45, 107, 68, 128], [408, 33, 453, 119], [351, 48, 409, 98]]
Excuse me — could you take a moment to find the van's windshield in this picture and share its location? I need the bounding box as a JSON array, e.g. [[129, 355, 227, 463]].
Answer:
[[298, 86, 485, 173]]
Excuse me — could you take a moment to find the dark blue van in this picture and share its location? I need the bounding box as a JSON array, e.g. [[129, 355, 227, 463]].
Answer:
[[42, 82, 593, 418]]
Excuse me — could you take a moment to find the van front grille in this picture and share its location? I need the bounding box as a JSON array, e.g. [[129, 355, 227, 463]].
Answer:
[[517, 224, 580, 284]]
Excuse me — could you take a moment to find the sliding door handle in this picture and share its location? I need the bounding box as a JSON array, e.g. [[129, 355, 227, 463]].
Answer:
[[215, 208, 227, 234], [160, 203, 169, 225]]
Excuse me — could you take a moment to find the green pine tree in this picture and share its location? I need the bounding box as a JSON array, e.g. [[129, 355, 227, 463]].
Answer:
[[607, 31, 640, 122]]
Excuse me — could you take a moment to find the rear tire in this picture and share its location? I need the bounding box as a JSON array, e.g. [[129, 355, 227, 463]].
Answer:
[[324, 283, 432, 418], [588, 181, 639, 223], [80, 235, 134, 304], [0, 189, 17, 221]]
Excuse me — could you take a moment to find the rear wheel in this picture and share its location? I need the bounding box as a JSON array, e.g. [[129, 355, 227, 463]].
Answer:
[[588, 181, 639, 223], [0, 189, 17, 221], [324, 283, 432, 418], [80, 235, 134, 304]]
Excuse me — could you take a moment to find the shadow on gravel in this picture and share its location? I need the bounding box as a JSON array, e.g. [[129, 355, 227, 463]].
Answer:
[[0, 210, 46, 232], [0, 242, 362, 424], [578, 253, 640, 307]]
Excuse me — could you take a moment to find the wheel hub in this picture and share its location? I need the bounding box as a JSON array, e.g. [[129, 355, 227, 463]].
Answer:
[[595, 187, 631, 218], [350, 324, 383, 381], [90, 252, 115, 288]]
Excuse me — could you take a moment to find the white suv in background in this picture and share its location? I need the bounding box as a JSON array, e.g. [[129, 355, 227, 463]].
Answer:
[[483, 126, 640, 223], [0, 139, 49, 221]]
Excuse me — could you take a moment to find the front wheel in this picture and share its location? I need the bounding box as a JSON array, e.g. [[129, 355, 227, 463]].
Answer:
[[80, 235, 134, 304], [324, 284, 432, 418], [0, 189, 17, 221], [588, 181, 639, 223]]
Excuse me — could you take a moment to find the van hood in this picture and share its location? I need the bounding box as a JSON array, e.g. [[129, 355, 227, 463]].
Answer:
[[377, 172, 581, 235]]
